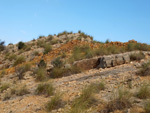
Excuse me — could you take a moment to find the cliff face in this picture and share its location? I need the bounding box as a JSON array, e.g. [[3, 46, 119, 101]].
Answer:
[[0, 32, 150, 113]]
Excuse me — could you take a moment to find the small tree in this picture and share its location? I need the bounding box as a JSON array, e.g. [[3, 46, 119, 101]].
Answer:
[[18, 41, 25, 49], [0, 40, 5, 51]]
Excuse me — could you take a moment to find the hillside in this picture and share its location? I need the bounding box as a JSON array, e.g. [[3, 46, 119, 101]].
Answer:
[[0, 31, 150, 113]]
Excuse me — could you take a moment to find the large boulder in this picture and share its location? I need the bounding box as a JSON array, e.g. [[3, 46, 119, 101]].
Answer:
[[123, 54, 130, 63], [115, 55, 124, 65], [73, 58, 98, 70]]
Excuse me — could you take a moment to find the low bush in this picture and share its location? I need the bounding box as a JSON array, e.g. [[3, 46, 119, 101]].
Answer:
[[50, 66, 81, 78], [144, 100, 150, 113], [137, 62, 150, 76], [43, 44, 52, 54], [130, 52, 145, 61], [8, 54, 17, 61], [0, 69, 6, 78], [16, 85, 29, 96], [36, 82, 54, 96], [136, 83, 150, 99], [37, 40, 45, 47], [38, 59, 47, 68], [51, 57, 63, 68], [15, 63, 31, 79], [105, 88, 132, 112], [13, 56, 25, 66], [0, 83, 10, 93], [69, 84, 97, 113], [35, 67, 47, 81], [46, 93, 62, 111]]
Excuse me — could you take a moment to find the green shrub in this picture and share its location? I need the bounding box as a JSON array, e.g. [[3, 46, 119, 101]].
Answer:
[[13, 56, 25, 66], [52, 57, 63, 68], [144, 100, 150, 113], [0, 69, 6, 78], [69, 84, 97, 113], [137, 62, 150, 76], [136, 84, 150, 99], [0, 83, 10, 93], [8, 54, 17, 61], [105, 88, 132, 112], [50, 39, 59, 45], [0, 40, 5, 51], [130, 52, 145, 61], [89, 82, 105, 93], [38, 59, 47, 68], [16, 85, 29, 96], [46, 93, 62, 111], [36, 82, 54, 96], [15, 63, 31, 79], [50, 66, 81, 78], [105, 39, 110, 43], [18, 41, 25, 50], [37, 40, 45, 47], [35, 67, 47, 81], [43, 44, 52, 54], [47, 35, 54, 41]]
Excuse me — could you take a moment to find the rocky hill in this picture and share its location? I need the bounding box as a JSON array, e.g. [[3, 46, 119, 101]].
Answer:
[[0, 31, 150, 113]]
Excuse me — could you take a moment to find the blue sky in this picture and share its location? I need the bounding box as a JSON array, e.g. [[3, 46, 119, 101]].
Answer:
[[0, 0, 150, 45]]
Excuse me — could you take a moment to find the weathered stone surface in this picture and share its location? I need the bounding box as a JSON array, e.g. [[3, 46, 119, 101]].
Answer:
[[123, 54, 130, 63], [73, 58, 98, 70], [115, 55, 124, 65]]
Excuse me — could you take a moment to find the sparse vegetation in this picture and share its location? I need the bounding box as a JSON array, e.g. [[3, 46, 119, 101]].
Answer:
[[36, 82, 54, 96], [137, 62, 150, 76], [0, 83, 10, 93], [8, 54, 17, 61], [130, 52, 145, 61], [69, 84, 97, 113], [16, 85, 29, 96], [38, 59, 47, 68], [13, 56, 25, 66], [46, 93, 62, 111], [105, 88, 132, 112], [15, 63, 31, 79], [43, 44, 52, 54], [144, 100, 150, 113], [52, 57, 63, 68], [35, 67, 47, 81], [50, 66, 81, 78], [0, 69, 6, 78], [136, 83, 150, 99]]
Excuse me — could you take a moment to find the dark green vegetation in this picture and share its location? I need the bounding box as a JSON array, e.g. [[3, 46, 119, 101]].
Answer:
[[0, 40, 5, 51]]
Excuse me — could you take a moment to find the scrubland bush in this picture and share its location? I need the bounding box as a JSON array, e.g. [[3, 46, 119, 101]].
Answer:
[[69, 83, 100, 113], [36, 82, 54, 96], [144, 100, 150, 113], [50, 66, 81, 78], [8, 54, 17, 61], [15, 63, 31, 79], [137, 62, 150, 76], [52, 57, 63, 68], [35, 67, 47, 81], [46, 93, 62, 111], [130, 52, 145, 61], [13, 56, 25, 66], [43, 44, 52, 54], [136, 83, 150, 99], [105, 88, 132, 112], [0, 83, 10, 93]]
